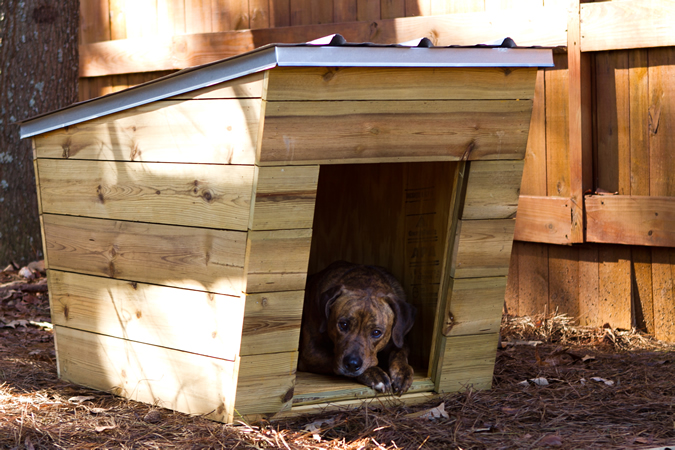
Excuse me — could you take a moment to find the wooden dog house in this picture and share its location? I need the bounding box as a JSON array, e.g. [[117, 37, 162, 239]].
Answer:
[[21, 37, 552, 422]]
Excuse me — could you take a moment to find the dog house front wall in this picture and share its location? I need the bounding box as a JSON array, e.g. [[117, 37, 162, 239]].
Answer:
[[23, 45, 550, 421]]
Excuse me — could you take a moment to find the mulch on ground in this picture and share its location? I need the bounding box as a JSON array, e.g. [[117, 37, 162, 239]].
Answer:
[[1, 262, 675, 449]]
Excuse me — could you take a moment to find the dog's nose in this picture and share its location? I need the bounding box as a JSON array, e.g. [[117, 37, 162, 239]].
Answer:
[[343, 356, 362, 373]]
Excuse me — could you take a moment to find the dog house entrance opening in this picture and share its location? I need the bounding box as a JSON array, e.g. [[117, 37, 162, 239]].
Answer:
[[293, 161, 459, 405]]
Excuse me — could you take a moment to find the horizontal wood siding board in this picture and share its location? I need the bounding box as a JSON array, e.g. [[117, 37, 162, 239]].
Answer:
[[38, 159, 254, 231], [55, 326, 239, 423], [260, 100, 532, 165], [240, 291, 304, 355], [245, 229, 313, 293], [442, 276, 507, 336], [49, 270, 244, 361], [250, 165, 320, 230], [266, 67, 538, 101], [79, 7, 565, 77], [234, 351, 298, 415], [580, 0, 675, 52], [452, 219, 516, 278], [33, 100, 260, 164], [435, 333, 499, 393], [43, 214, 247, 296], [513, 195, 573, 245], [462, 160, 524, 220], [168, 72, 265, 99], [586, 195, 675, 247]]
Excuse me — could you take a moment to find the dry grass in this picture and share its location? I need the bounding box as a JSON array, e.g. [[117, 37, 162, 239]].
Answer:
[[2, 266, 675, 449]]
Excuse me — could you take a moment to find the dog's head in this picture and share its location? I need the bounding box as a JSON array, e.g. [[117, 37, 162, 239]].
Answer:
[[318, 269, 416, 378]]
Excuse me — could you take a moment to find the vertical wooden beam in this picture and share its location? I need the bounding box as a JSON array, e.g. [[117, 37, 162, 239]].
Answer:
[[517, 242, 549, 316], [567, 0, 592, 243], [504, 242, 520, 315], [520, 69, 547, 196], [652, 248, 675, 341], [578, 244, 599, 326], [548, 245, 580, 320], [629, 49, 650, 196]]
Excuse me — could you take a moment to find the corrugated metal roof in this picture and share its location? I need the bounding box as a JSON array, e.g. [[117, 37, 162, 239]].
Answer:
[[20, 35, 554, 139]]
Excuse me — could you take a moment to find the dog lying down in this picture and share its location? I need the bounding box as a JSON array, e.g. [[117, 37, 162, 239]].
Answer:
[[298, 261, 417, 395]]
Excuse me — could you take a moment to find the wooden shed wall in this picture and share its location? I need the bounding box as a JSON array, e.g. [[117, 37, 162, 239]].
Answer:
[[75, 0, 675, 342]]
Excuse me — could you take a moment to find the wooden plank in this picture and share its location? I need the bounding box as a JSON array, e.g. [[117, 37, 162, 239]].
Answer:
[[109, 0, 127, 40], [37, 159, 255, 231], [250, 0, 271, 29], [79, 7, 566, 77], [580, 0, 675, 52], [462, 160, 524, 220], [517, 242, 548, 316], [629, 49, 650, 196], [249, 165, 319, 231], [357, 0, 380, 21], [185, 0, 212, 33], [381, 0, 405, 19], [124, 0, 159, 38], [260, 100, 533, 165], [168, 72, 264, 99], [452, 219, 516, 279], [245, 229, 313, 293], [79, 0, 111, 44], [157, 0, 186, 36], [586, 196, 675, 247], [42, 214, 247, 296], [234, 351, 298, 416], [49, 270, 244, 360], [649, 48, 675, 197], [442, 277, 506, 336], [547, 245, 579, 321], [240, 291, 304, 356], [290, 0, 312, 25], [578, 244, 599, 326], [292, 372, 434, 406], [545, 53, 570, 197], [435, 333, 499, 393], [55, 326, 239, 423], [270, 0, 291, 27], [266, 66, 538, 101], [598, 245, 632, 330], [520, 69, 547, 196], [33, 99, 261, 165], [504, 241, 519, 316], [632, 247, 654, 334], [513, 195, 573, 245], [651, 248, 675, 341]]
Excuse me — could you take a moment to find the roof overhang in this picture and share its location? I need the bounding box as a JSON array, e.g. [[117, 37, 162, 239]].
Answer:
[[20, 41, 554, 139]]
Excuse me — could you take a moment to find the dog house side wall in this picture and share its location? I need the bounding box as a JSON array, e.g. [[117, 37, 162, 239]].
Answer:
[[32, 73, 281, 423]]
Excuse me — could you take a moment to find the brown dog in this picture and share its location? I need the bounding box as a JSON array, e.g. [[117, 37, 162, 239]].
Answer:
[[298, 261, 416, 394]]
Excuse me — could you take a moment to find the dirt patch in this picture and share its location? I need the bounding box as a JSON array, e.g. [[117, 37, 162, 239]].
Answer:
[[1, 264, 675, 449]]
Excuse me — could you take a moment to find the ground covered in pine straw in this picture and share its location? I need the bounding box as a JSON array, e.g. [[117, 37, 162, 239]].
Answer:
[[2, 264, 675, 449]]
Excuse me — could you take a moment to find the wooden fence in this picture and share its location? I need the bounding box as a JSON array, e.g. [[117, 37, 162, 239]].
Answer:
[[76, 0, 675, 341]]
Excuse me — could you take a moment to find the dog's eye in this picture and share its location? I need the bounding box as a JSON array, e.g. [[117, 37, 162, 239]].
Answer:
[[338, 320, 349, 332], [371, 329, 382, 339]]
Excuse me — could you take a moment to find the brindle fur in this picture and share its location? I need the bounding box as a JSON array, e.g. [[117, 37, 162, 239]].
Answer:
[[298, 261, 416, 394]]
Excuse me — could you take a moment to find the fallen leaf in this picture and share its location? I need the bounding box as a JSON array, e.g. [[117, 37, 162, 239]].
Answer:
[[69, 395, 96, 404], [518, 377, 549, 387], [1, 319, 29, 329], [582, 355, 596, 362], [143, 410, 162, 423], [303, 417, 335, 442], [405, 402, 449, 420], [18, 266, 35, 280], [90, 407, 109, 414], [95, 425, 116, 433], [501, 406, 519, 415], [591, 377, 615, 386], [539, 434, 563, 447]]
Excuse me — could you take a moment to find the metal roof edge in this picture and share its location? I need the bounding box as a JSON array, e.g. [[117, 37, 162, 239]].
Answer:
[[20, 47, 280, 139]]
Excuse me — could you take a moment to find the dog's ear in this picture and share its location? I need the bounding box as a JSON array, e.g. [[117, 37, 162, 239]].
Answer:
[[385, 297, 417, 348], [318, 285, 342, 333]]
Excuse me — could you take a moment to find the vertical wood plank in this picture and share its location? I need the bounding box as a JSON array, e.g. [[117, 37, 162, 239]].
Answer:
[[598, 245, 632, 329], [186, 0, 213, 33], [548, 245, 579, 321], [632, 247, 654, 334], [109, 0, 127, 40], [357, 0, 380, 21], [80, 0, 111, 44], [405, 0, 429, 16], [578, 244, 600, 326], [270, 0, 291, 26], [334, 0, 357, 22], [157, 0, 186, 35], [629, 49, 650, 196], [652, 248, 675, 341], [649, 48, 675, 197], [545, 53, 570, 197], [290, 0, 312, 25], [381, 0, 405, 19], [250, 0, 271, 28], [124, 0, 159, 38], [431, 0, 484, 14], [504, 241, 520, 316], [520, 69, 547, 196], [313, 0, 333, 23], [517, 242, 549, 316]]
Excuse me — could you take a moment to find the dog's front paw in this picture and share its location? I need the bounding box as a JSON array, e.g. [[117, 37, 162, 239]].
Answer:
[[357, 367, 391, 393], [389, 362, 414, 395]]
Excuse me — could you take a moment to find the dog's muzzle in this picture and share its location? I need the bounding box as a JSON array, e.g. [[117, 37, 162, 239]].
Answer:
[[341, 354, 364, 375]]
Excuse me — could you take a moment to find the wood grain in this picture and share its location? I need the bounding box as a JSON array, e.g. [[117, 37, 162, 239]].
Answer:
[[652, 248, 675, 341], [586, 195, 675, 247], [38, 159, 254, 231], [240, 291, 304, 355], [266, 67, 538, 101], [462, 160, 524, 220], [234, 351, 298, 416], [442, 277, 507, 336], [520, 70, 547, 196], [168, 72, 265, 99], [545, 53, 570, 197], [49, 270, 244, 360], [513, 195, 573, 245], [517, 242, 548, 316], [34, 99, 261, 165], [547, 245, 579, 321], [244, 229, 313, 293], [55, 326, 239, 423], [578, 244, 599, 326], [435, 333, 499, 393], [649, 48, 675, 197], [452, 219, 516, 279], [260, 100, 533, 165], [249, 165, 320, 231], [43, 214, 247, 296], [632, 247, 654, 334], [598, 245, 632, 330], [629, 49, 650, 196]]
